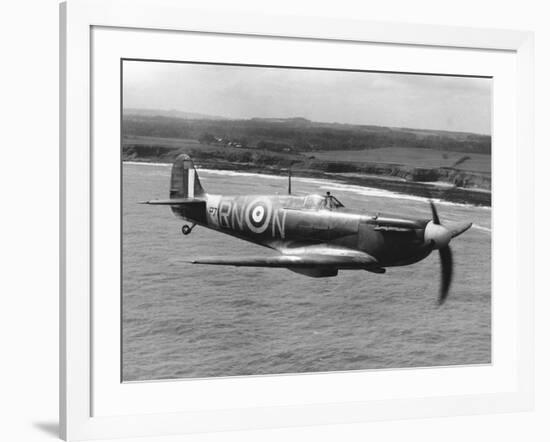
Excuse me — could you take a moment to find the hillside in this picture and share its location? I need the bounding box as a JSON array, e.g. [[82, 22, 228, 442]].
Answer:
[[123, 109, 491, 154]]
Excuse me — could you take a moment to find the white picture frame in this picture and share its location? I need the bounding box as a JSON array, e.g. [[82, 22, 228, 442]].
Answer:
[[60, 0, 534, 440]]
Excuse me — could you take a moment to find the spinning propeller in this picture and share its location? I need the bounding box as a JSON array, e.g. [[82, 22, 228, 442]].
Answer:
[[424, 201, 472, 305]]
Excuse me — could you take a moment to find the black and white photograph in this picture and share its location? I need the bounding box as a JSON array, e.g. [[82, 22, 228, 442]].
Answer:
[[3, 0, 546, 439], [121, 60, 492, 382]]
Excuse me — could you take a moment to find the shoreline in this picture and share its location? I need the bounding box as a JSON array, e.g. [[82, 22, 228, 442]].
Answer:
[[124, 158, 491, 207]]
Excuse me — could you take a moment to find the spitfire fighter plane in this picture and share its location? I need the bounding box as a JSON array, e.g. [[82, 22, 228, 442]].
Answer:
[[142, 154, 472, 304]]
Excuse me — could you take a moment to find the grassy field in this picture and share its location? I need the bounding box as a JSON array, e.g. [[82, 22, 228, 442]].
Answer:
[[122, 135, 303, 161], [123, 135, 209, 151], [313, 147, 491, 174]]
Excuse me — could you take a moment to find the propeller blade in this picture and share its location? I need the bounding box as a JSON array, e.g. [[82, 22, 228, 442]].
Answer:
[[429, 200, 441, 225], [438, 245, 453, 305]]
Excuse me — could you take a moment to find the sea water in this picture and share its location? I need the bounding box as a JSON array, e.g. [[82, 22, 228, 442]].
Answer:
[[122, 162, 491, 381]]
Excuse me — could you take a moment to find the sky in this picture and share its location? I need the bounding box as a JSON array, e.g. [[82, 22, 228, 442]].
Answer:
[[123, 60, 492, 135]]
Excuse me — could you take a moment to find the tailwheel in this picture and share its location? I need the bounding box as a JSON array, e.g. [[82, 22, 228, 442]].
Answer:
[[181, 223, 195, 236]]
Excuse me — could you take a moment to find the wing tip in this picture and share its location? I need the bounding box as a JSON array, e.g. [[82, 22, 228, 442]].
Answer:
[[189, 259, 227, 266]]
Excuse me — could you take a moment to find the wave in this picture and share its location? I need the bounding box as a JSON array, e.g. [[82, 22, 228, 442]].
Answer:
[[472, 224, 492, 233]]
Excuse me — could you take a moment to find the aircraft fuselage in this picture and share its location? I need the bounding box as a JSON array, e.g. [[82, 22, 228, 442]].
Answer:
[[171, 193, 432, 268]]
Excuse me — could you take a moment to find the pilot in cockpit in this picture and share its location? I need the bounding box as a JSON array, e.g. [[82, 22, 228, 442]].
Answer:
[[323, 191, 344, 210]]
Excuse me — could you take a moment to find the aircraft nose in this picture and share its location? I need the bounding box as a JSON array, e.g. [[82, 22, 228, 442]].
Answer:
[[424, 220, 452, 249]]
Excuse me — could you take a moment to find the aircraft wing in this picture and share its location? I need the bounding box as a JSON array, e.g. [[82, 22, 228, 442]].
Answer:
[[191, 248, 378, 269]]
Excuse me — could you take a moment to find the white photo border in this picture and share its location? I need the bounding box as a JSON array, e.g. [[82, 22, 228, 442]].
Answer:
[[60, 0, 534, 440], [94, 27, 513, 417]]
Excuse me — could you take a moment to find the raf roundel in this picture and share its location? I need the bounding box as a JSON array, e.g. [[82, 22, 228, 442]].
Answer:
[[252, 206, 265, 223], [245, 198, 272, 233]]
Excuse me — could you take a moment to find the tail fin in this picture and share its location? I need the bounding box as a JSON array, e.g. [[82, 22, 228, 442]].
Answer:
[[170, 154, 205, 199]]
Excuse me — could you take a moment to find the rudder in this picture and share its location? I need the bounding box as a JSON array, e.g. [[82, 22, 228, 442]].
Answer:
[[170, 154, 206, 199]]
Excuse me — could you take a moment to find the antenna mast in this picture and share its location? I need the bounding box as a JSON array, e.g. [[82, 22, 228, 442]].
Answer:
[[288, 168, 292, 195]]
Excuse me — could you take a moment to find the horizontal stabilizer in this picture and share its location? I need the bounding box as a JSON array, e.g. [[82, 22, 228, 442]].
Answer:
[[139, 198, 205, 206]]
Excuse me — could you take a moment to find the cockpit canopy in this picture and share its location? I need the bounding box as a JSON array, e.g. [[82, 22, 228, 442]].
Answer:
[[303, 192, 344, 210]]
